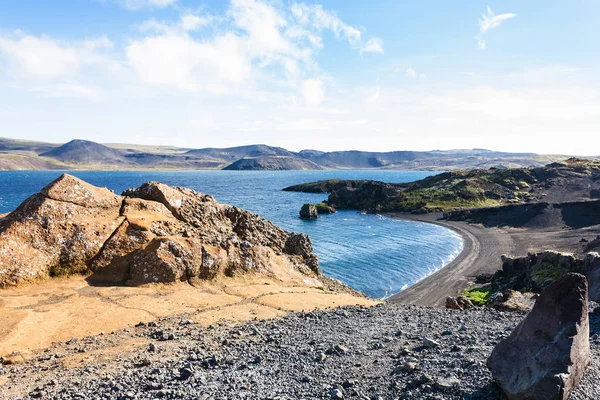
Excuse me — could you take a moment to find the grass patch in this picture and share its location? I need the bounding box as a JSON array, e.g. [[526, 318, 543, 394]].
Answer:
[[462, 287, 493, 306]]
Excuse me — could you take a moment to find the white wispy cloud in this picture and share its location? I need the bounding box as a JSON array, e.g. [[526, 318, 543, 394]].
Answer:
[[479, 6, 517, 33], [476, 6, 516, 50], [116, 0, 178, 10], [361, 37, 384, 54], [405, 67, 417, 78]]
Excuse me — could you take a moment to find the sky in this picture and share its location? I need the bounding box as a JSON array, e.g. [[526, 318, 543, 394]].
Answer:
[[0, 0, 599, 155]]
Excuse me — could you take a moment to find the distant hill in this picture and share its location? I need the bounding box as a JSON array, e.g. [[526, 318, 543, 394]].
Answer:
[[40, 140, 127, 165], [0, 136, 590, 171], [223, 156, 323, 171], [186, 145, 295, 161]]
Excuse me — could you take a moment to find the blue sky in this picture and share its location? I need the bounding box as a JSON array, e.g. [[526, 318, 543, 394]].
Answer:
[[0, 0, 598, 155]]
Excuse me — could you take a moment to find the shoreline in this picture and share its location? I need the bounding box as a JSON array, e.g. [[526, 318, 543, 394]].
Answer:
[[385, 211, 600, 307], [385, 212, 501, 307]]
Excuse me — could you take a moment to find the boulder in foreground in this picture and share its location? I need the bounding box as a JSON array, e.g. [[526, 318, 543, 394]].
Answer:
[[487, 273, 591, 400], [0, 174, 326, 288]]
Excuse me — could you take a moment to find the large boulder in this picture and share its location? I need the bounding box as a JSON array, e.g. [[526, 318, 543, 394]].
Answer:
[[487, 273, 591, 400], [299, 204, 317, 220], [0, 174, 124, 287], [0, 175, 324, 288]]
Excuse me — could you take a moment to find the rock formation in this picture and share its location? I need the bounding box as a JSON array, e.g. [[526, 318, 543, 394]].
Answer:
[[299, 204, 318, 220], [0, 174, 324, 288], [493, 251, 600, 300], [487, 273, 591, 400]]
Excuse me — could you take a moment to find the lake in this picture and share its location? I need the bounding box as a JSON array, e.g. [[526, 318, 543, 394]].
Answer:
[[0, 170, 463, 298]]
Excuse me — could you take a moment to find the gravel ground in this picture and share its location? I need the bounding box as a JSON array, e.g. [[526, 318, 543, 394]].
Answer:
[[2, 303, 600, 400]]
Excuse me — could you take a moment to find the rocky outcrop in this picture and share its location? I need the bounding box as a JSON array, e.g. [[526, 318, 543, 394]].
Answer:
[[0, 175, 323, 288], [487, 273, 591, 400], [299, 204, 317, 220], [284, 159, 600, 213], [492, 251, 600, 300]]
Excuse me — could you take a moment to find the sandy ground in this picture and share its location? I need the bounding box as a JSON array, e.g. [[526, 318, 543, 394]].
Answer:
[[388, 212, 600, 307], [0, 275, 377, 360]]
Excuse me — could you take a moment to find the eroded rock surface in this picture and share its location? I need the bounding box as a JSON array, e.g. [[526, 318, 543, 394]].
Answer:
[[487, 273, 591, 400], [0, 175, 324, 288], [494, 251, 600, 301]]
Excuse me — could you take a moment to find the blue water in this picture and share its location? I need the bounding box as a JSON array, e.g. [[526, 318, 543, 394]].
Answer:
[[0, 170, 463, 299]]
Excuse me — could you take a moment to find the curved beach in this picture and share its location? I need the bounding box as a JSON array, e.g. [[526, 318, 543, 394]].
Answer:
[[387, 211, 600, 307], [386, 213, 514, 306]]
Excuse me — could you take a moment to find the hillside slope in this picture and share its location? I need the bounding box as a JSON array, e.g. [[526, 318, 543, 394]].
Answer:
[[284, 158, 600, 213], [40, 140, 127, 164]]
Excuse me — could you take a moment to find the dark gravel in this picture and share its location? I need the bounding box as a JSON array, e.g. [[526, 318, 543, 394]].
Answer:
[[3, 303, 600, 399]]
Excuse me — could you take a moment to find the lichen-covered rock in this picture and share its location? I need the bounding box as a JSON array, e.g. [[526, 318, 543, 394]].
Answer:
[[299, 204, 318, 220], [487, 273, 591, 400], [0, 175, 325, 289]]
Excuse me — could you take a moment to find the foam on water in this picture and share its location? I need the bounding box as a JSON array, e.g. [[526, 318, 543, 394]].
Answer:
[[0, 170, 463, 299]]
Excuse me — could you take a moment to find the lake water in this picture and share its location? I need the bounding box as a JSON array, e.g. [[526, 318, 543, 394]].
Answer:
[[0, 170, 463, 299]]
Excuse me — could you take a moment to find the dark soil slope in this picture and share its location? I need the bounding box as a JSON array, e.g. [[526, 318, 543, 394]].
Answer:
[[223, 156, 323, 171], [40, 139, 127, 165]]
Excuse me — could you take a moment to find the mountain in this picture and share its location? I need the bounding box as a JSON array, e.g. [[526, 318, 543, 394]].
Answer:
[[0, 137, 589, 171], [223, 156, 323, 171], [40, 139, 127, 164], [185, 145, 295, 162]]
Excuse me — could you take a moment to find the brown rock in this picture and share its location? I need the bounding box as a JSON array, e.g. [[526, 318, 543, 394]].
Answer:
[[445, 296, 474, 310], [487, 273, 591, 400], [486, 289, 537, 312], [0, 175, 324, 289], [0, 174, 123, 287]]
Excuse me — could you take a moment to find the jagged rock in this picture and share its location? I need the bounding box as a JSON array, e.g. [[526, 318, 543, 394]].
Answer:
[[487, 273, 591, 400], [445, 296, 474, 310], [495, 251, 600, 301], [0, 174, 324, 288], [0, 174, 124, 287], [486, 289, 537, 312], [299, 204, 318, 220]]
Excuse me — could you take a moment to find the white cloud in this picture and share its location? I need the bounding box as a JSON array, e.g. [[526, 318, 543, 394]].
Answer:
[[361, 37, 384, 54], [477, 37, 486, 50], [302, 78, 325, 106], [126, 33, 251, 90], [0, 33, 116, 80], [405, 67, 417, 78], [476, 6, 516, 50], [180, 14, 211, 31], [117, 0, 177, 10], [479, 6, 517, 33]]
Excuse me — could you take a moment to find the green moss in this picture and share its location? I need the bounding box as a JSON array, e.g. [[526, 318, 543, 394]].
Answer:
[[462, 287, 493, 306], [531, 266, 569, 288], [314, 202, 336, 214]]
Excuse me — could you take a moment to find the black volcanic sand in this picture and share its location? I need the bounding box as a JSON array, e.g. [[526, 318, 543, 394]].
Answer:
[[2, 303, 600, 400], [388, 212, 600, 307]]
